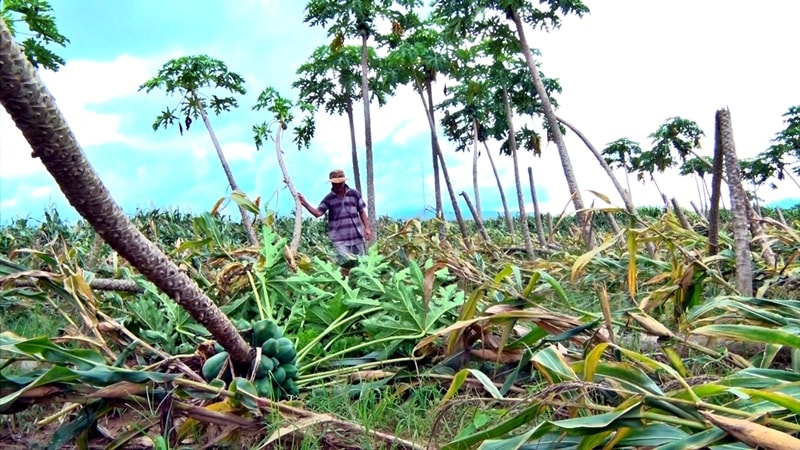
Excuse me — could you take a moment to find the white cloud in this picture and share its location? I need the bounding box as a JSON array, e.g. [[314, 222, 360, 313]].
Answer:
[[0, 54, 154, 180], [31, 186, 52, 199]]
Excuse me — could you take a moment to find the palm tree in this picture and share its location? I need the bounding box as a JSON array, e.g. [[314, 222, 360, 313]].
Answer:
[[139, 55, 259, 246], [0, 20, 252, 363]]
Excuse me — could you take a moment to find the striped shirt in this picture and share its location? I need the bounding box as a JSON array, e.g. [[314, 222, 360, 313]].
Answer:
[[317, 185, 366, 246]]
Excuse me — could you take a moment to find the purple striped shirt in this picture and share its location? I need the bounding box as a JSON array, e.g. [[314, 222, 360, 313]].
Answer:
[[317, 185, 366, 246]]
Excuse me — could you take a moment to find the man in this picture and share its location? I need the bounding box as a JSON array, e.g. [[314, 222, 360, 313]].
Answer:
[[297, 169, 372, 269]]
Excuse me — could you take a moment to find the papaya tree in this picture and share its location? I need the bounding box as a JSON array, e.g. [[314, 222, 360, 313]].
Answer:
[[434, 0, 592, 247], [382, 12, 473, 245], [745, 105, 800, 190], [252, 87, 316, 254], [293, 44, 389, 194], [0, 19, 253, 363], [138, 55, 259, 246], [304, 0, 423, 244]]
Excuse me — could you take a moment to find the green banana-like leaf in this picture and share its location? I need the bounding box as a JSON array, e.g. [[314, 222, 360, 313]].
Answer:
[[692, 324, 800, 348]]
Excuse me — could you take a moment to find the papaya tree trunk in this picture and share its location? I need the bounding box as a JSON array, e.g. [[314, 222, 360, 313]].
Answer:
[[345, 97, 362, 194], [510, 8, 590, 249], [472, 119, 482, 219], [503, 87, 534, 257], [360, 34, 377, 244], [417, 78, 470, 248], [0, 22, 252, 363], [426, 78, 445, 240], [460, 191, 489, 242], [273, 127, 303, 254], [556, 115, 634, 214], [718, 108, 753, 296], [197, 102, 259, 247], [527, 167, 546, 246], [484, 140, 515, 235], [707, 119, 724, 256]]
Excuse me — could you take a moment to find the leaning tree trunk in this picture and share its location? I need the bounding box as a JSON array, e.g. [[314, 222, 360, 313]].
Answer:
[[510, 8, 591, 249], [527, 167, 546, 246], [345, 97, 362, 194], [0, 22, 252, 363], [426, 78, 445, 240], [273, 127, 303, 254], [472, 119, 482, 219], [197, 103, 259, 247], [460, 191, 490, 242], [417, 78, 471, 247], [503, 88, 534, 257], [718, 108, 753, 296], [484, 140, 515, 235], [360, 34, 377, 244], [556, 115, 635, 214]]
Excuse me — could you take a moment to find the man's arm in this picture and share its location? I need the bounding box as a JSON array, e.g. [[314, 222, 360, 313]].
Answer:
[[297, 193, 324, 218], [360, 209, 372, 241]]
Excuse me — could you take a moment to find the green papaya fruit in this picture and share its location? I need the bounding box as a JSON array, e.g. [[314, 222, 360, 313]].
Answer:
[[261, 338, 279, 358], [275, 337, 297, 364], [282, 378, 299, 397], [255, 377, 274, 399], [271, 366, 287, 385], [255, 355, 275, 378], [280, 364, 298, 380], [202, 351, 229, 382]]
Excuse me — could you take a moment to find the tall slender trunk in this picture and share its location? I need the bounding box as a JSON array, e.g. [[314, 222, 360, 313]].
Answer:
[[460, 191, 489, 242], [718, 108, 753, 296], [510, 8, 590, 249], [360, 34, 377, 244], [527, 167, 546, 246], [273, 127, 303, 254], [557, 115, 634, 214], [707, 119, 724, 256], [503, 88, 534, 256], [472, 119, 482, 219], [426, 78, 445, 240], [417, 78, 470, 247], [484, 141, 515, 235], [0, 22, 252, 362], [345, 97, 362, 194], [197, 103, 259, 247]]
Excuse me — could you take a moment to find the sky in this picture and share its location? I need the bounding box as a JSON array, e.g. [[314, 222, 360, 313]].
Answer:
[[1, 0, 799, 226]]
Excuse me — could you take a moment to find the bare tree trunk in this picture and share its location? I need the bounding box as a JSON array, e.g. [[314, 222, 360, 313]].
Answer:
[[417, 79, 470, 248], [273, 127, 303, 254], [546, 213, 554, 237], [0, 22, 252, 363], [360, 34, 377, 244], [605, 212, 621, 235], [690, 201, 703, 217], [460, 191, 489, 242], [484, 140, 514, 235], [427, 79, 445, 241], [707, 121, 724, 257], [776, 208, 788, 226], [557, 115, 634, 214], [197, 105, 259, 247], [744, 200, 778, 268], [472, 119, 482, 219], [345, 98, 362, 194], [671, 198, 691, 230], [527, 167, 546, 246], [503, 88, 534, 257], [510, 9, 590, 249], [718, 108, 753, 296]]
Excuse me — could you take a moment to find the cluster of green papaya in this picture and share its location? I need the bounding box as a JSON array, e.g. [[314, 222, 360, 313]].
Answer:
[[201, 318, 299, 400]]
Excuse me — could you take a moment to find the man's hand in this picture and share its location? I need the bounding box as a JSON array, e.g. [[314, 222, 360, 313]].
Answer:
[[296, 192, 305, 204], [364, 227, 372, 241]]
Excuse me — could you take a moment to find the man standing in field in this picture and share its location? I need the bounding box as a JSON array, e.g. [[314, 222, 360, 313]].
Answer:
[[297, 169, 371, 272]]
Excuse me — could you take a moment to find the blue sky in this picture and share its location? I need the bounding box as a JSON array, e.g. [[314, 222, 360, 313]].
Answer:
[[1, 0, 799, 226]]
